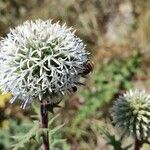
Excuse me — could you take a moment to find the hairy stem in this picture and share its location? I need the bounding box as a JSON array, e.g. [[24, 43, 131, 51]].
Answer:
[[134, 137, 143, 150], [40, 103, 50, 150]]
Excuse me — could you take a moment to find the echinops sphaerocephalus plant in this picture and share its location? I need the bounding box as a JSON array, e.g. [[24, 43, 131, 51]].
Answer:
[[111, 89, 150, 141], [0, 19, 90, 109]]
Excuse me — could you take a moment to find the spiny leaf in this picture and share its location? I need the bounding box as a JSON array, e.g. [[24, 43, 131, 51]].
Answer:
[[48, 114, 60, 127], [12, 121, 39, 150], [51, 139, 66, 149], [100, 127, 132, 150], [49, 124, 64, 135]]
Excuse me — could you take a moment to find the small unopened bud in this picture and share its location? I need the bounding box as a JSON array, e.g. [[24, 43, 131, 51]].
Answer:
[[111, 89, 150, 141]]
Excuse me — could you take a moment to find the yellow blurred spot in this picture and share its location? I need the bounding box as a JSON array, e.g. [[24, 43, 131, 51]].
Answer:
[[1, 120, 9, 130], [142, 143, 150, 150], [0, 93, 12, 108]]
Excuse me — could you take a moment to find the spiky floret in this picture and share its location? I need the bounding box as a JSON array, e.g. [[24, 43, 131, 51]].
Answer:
[[0, 19, 89, 108], [111, 89, 150, 141]]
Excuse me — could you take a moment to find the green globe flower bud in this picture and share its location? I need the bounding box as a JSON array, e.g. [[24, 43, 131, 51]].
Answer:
[[111, 89, 150, 141]]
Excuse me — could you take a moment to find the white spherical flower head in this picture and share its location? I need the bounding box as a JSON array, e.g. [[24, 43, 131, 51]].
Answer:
[[0, 19, 90, 108], [111, 89, 150, 141]]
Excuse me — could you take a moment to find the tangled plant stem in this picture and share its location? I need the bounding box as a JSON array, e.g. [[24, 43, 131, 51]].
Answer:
[[40, 103, 50, 150]]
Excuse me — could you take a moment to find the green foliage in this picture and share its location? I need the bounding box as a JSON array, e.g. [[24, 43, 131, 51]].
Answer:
[[11, 114, 67, 150], [0, 118, 40, 150], [0, 106, 68, 150], [71, 52, 142, 129], [12, 120, 39, 150], [0, 129, 10, 150], [48, 115, 68, 150], [100, 127, 132, 150]]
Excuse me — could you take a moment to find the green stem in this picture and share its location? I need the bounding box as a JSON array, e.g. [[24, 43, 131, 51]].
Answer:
[[40, 103, 50, 150]]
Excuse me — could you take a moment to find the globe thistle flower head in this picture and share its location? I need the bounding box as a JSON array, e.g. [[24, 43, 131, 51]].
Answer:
[[0, 19, 90, 108], [111, 89, 150, 141]]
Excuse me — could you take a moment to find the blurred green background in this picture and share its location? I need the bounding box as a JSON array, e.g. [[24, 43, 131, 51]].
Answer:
[[0, 0, 150, 149]]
